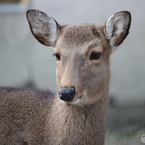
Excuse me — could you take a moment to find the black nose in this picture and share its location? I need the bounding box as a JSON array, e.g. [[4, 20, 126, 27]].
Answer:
[[59, 87, 75, 101]]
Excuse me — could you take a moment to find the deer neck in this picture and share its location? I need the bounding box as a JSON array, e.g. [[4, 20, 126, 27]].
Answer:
[[48, 95, 108, 145]]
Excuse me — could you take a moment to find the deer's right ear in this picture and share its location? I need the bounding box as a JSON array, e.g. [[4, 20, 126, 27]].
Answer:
[[104, 11, 131, 48], [26, 9, 61, 47]]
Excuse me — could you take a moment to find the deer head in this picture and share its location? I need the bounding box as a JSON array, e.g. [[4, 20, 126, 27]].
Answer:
[[27, 10, 131, 106]]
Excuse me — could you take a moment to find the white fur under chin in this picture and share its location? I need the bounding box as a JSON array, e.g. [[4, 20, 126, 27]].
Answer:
[[60, 98, 83, 106], [60, 97, 100, 106]]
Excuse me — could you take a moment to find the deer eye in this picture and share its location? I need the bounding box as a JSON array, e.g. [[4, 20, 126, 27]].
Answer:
[[53, 53, 61, 61], [89, 52, 101, 60]]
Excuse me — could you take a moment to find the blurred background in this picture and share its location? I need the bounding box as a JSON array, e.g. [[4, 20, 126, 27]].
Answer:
[[0, 0, 145, 144]]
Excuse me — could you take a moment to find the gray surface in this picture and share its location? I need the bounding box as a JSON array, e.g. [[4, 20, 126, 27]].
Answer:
[[0, 0, 145, 103]]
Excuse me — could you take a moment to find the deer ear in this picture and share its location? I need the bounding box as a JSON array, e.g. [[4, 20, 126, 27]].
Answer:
[[26, 9, 61, 47], [104, 11, 131, 48]]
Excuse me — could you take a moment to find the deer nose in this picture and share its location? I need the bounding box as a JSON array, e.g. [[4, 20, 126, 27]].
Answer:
[[59, 87, 76, 101]]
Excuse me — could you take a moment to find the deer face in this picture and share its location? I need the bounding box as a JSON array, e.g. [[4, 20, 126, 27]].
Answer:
[[54, 24, 111, 105], [27, 10, 131, 106]]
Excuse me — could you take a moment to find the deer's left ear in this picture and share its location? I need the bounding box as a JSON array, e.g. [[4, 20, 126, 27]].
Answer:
[[26, 9, 61, 47], [104, 11, 131, 48]]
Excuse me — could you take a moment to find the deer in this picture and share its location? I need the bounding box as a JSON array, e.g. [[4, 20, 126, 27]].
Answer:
[[0, 9, 131, 145]]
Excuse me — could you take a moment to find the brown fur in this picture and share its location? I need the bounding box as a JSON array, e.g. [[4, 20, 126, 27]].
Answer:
[[0, 10, 131, 145]]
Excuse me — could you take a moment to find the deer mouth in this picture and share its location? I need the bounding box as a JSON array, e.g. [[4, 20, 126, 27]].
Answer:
[[60, 96, 86, 106]]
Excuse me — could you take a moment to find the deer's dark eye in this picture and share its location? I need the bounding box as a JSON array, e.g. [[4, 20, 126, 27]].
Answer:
[[89, 52, 101, 60], [53, 53, 61, 60]]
